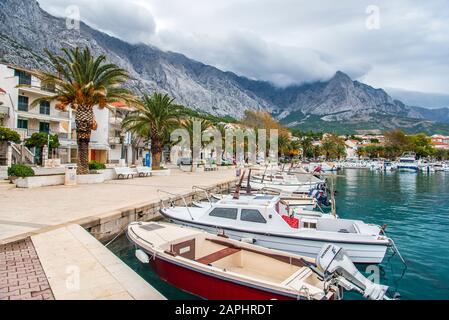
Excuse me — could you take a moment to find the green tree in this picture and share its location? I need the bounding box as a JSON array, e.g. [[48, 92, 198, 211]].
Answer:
[[31, 47, 137, 174], [122, 93, 184, 169], [321, 134, 346, 160], [300, 137, 314, 159], [25, 132, 60, 165], [0, 127, 21, 144], [384, 129, 409, 157], [408, 133, 435, 158]]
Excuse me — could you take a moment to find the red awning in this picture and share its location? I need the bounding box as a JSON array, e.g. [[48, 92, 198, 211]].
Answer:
[[110, 101, 127, 108]]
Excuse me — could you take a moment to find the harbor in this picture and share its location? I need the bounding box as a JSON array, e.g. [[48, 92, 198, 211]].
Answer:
[[108, 168, 449, 300], [1, 0, 449, 304]]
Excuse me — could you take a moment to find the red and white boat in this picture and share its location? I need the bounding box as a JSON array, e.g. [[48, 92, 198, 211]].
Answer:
[[127, 222, 390, 300]]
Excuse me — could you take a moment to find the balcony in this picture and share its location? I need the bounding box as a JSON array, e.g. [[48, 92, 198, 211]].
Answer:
[[17, 110, 71, 122], [109, 137, 121, 144], [15, 128, 71, 141], [0, 105, 9, 117], [109, 116, 123, 126]]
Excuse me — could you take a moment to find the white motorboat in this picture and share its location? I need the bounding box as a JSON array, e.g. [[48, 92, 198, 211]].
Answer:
[[160, 194, 399, 264], [249, 172, 325, 194], [397, 152, 419, 172], [128, 222, 391, 300], [194, 193, 333, 219]]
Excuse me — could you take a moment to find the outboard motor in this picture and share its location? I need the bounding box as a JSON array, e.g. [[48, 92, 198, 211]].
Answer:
[[316, 244, 390, 300]]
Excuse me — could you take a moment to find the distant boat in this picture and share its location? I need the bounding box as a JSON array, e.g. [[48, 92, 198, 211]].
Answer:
[[127, 222, 391, 300], [397, 152, 419, 172]]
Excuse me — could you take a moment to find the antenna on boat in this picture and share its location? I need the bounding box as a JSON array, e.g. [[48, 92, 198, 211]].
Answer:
[[329, 175, 337, 218], [246, 169, 252, 194], [261, 165, 268, 183], [233, 169, 246, 199]]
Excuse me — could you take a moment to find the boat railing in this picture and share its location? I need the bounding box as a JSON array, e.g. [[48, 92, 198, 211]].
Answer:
[[192, 186, 213, 205], [157, 189, 195, 221]]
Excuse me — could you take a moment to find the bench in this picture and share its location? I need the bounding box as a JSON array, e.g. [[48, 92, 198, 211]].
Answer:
[[204, 164, 219, 172], [196, 247, 241, 265], [136, 166, 153, 177], [114, 167, 137, 179]]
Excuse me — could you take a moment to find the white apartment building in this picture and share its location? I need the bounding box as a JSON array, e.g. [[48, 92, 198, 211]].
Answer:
[[0, 63, 136, 165]]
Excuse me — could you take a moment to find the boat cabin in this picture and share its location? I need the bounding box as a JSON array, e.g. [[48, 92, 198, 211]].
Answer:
[[200, 195, 361, 234]]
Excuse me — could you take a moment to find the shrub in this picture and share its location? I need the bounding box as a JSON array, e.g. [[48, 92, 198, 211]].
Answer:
[[25, 132, 60, 150], [8, 164, 35, 178], [0, 127, 21, 144], [89, 160, 106, 170]]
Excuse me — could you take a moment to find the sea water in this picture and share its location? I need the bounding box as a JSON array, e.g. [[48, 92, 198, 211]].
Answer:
[[108, 169, 449, 300]]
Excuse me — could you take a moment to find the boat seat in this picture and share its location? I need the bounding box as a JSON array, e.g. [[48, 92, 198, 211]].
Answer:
[[197, 247, 241, 265]]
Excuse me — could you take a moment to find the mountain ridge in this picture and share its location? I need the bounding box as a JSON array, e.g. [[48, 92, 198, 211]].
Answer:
[[1, 0, 449, 134]]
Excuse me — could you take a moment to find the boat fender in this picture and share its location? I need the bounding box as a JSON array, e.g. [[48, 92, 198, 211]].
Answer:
[[135, 249, 150, 264], [241, 237, 256, 244]]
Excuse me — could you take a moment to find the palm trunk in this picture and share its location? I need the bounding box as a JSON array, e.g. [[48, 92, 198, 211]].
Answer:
[[77, 138, 90, 174], [75, 105, 94, 175], [151, 151, 161, 169]]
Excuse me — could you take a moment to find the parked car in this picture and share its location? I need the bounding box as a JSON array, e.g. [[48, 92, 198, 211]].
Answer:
[[177, 157, 193, 166]]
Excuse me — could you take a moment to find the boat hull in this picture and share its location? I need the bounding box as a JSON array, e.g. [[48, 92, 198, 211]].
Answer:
[[150, 256, 307, 300], [397, 166, 418, 172], [166, 217, 388, 264]]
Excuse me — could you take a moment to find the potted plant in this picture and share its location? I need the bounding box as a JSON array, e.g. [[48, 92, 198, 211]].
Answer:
[[7, 164, 35, 183]]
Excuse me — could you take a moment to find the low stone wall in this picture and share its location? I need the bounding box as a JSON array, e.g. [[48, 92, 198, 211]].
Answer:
[[80, 179, 237, 243], [16, 173, 106, 188], [0, 166, 8, 180], [16, 175, 65, 188], [98, 169, 117, 181]]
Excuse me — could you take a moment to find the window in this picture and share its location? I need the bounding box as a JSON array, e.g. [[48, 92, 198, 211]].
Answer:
[[39, 101, 50, 115], [240, 209, 267, 224], [39, 122, 50, 134], [17, 119, 28, 129], [209, 208, 238, 220], [18, 96, 29, 112], [15, 70, 31, 85], [303, 222, 317, 229]]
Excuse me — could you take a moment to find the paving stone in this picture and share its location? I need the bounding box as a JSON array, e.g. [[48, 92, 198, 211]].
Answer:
[[0, 238, 54, 300]]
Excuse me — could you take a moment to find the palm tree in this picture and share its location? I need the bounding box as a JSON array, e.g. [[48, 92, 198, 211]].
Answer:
[[278, 135, 291, 157], [30, 47, 137, 174], [122, 93, 184, 169], [300, 137, 313, 160]]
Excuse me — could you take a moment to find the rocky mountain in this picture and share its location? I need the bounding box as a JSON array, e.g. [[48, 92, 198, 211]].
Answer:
[[1, 0, 448, 134]]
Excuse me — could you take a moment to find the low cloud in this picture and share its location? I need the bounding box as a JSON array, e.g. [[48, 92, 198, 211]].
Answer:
[[39, 0, 156, 44], [38, 0, 449, 92]]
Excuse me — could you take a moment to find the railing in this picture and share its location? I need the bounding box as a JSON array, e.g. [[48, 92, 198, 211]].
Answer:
[[109, 117, 123, 126], [15, 128, 71, 140], [0, 105, 9, 116], [109, 137, 121, 144], [11, 143, 35, 165], [157, 190, 195, 221]]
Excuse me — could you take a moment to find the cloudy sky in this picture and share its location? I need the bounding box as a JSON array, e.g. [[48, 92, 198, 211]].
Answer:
[[38, 0, 449, 96]]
